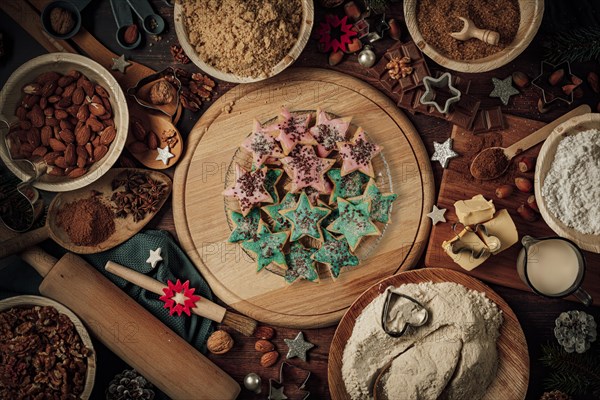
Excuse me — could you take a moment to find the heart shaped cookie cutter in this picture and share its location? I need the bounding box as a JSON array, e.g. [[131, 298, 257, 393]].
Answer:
[[381, 286, 429, 338]]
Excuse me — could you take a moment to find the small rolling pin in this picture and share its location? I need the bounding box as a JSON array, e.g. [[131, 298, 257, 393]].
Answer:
[[450, 17, 500, 46], [20, 247, 240, 400], [105, 261, 257, 336]]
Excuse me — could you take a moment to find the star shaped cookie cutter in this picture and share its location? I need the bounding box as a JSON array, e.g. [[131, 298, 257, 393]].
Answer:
[[268, 362, 311, 400], [532, 60, 581, 105], [419, 72, 461, 114], [381, 287, 429, 338]]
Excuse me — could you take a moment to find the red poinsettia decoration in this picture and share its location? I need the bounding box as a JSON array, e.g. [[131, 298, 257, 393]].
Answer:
[[316, 14, 358, 53], [159, 279, 201, 317]]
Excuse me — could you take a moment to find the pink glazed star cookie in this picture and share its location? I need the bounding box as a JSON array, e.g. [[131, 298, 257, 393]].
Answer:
[[242, 119, 283, 167], [281, 145, 335, 193], [337, 127, 382, 178], [275, 108, 316, 155], [309, 108, 352, 157], [222, 163, 273, 216]]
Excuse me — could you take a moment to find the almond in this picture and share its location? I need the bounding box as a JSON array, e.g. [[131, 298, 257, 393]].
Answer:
[[44, 151, 61, 165], [95, 84, 109, 98], [48, 95, 61, 104], [101, 97, 112, 115], [75, 125, 91, 145], [46, 117, 59, 127], [72, 87, 85, 105], [41, 126, 52, 146], [254, 326, 275, 340], [77, 155, 87, 168], [41, 81, 57, 97], [64, 143, 76, 166], [47, 166, 65, 176], [57, 97, 72, 109], [26, 129, 40, 147], [100, 126, 117, 145], [35, 71, 61, 84], [23, 95, 40, 109], [67, 70, 81, 79], [22, 83, 41, 95], [62, 83, 76, 98], [260, 351, 279, 368], [57, 75, 74, 88], [44, 107, 55, 117], [54, 156, 68, 169], [39, 97, 48, 109], [77, 104, 90, 122], [132, 120, 148, 141], [89, 102, 106, 116], [128, 141, 148, 153], [54, 86, 64, 96], [20, 120, 32, 130], [81, 79, 94, 97], [86, 116, 104, 132], [54, 109, 68, 120], [28, 105, 44, 128], [255, 340, 275, 353], [85, 143, 93, 157], [146, 130, 159, 149], [16, 106, 27, 120], [32, 146, 48, 157], [515, 177, 533, 193], [59, 119, 73, 131], [49, 138, 66, 152], [67, 167, 86, 178], [93, 145, 108, 161]]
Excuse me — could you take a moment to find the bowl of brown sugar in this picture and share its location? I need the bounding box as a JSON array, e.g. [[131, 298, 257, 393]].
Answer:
[[174, 0, 314, 83], [404, 0, 544, 73]]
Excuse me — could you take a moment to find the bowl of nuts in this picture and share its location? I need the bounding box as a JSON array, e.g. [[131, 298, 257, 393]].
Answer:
[[0, 295, 96, 399], [0, 53, 128, 192]]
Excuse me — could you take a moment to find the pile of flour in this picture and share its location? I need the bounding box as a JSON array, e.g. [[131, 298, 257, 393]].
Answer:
[[542, 129, 600, 235], [342, 282, 503, 400]]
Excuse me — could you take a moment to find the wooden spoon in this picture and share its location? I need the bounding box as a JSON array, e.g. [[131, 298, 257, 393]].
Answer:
[[0, 168, 171, 258], [470, 104, 590, 180]]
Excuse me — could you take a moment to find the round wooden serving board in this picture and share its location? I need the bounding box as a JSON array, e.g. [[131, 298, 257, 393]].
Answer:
[[328, 268, 529, 400], [173, 68, 434, 328]]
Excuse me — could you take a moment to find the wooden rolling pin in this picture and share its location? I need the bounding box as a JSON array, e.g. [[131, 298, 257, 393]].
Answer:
[[20, 247, 240, 400]]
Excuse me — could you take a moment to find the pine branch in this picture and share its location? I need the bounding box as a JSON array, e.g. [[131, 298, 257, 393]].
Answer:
[[540, 342, 600, 396], [543, 26, 600, 64]]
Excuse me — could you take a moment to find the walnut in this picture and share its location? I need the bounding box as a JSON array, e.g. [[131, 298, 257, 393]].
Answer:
[[207, 330, 234, 354], [386, 56, 413, 80], [149, 80, 175, 105], [49, 7, 75, 35]]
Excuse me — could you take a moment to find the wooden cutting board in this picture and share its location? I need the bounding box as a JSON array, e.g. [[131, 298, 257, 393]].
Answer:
[[173, 68, 435, 328], [328, 268, 529, 400], [425, 113, 600, 302]]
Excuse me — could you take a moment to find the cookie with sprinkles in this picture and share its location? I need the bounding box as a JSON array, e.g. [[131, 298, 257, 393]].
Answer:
[[318, 199, 339, 228], [281, 192, 331, 242], [262, 192, 298, 232], [223, 163, 274, 216], [327, 198, 380, 251], [281, 242, 319, 284], [309, 108, 352, 157], [241, 222, 289, 271], [227, 209, 261, 243], [327, 169, 369, 205], [242, 119, 283, 167], [337, 127, 382, 178], [349, 179, 398, 223], [312, 230, 359, 279], [281, 145, 335, 193], [264, 168, 284, 203], [275, 108, 316, 155], [304, 181, 332, 205]]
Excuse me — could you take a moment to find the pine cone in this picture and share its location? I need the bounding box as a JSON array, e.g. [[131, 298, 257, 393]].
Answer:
[[540, 390, 572, 400], [106, 369, 155, 400]]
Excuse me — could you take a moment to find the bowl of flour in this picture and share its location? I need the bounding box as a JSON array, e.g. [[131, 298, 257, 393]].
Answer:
[[328, 268, 529, 400], [536, 113, 600, 253]]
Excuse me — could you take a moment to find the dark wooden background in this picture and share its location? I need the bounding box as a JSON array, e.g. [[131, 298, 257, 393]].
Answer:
[[1, 1, 599, 399]]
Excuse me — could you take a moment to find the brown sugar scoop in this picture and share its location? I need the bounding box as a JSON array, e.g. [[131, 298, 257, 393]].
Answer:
[[449, 17, 500, 45], [0, 168, 171, 258], [470, 105, 590, 180]]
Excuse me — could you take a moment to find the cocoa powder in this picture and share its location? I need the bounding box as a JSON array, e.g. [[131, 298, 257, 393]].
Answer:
[[471, 147, 509, 180], [56, 196, 115, 246]]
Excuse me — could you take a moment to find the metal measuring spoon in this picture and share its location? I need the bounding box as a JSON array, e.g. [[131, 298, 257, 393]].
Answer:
[[126, 0, 165, 35], [110, 0, 141, 49], [41, 0, 93, 40]]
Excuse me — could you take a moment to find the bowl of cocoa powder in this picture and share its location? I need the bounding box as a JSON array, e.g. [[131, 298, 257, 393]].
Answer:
[[174, 0, 314, 83], [0, 53, 128, 192], [404, 0, 544, 73]]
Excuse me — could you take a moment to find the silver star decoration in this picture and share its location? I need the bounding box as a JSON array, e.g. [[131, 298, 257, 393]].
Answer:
[[155, 145, 174, 165], [146, 247, 163, 269], [431, 138, 459, 168], [111, 54, 132, 73], [489, 76, 519, 106], [268, 385, 288, 400], [284, 332, 314, 362], [427, 205, 447, 225]]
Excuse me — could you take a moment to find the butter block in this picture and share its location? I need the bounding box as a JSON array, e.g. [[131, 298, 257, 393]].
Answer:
[[442, 229, 490, 271], [454, 194, 495, 226], [482, 209, 518, 254]]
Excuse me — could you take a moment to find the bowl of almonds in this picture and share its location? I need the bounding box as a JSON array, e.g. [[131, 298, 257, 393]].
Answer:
[[0, 53, 128, 191]]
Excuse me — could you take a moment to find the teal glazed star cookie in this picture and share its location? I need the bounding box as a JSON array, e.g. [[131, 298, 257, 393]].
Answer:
[[283, 242, 319, 284], [327, 198, 380, 251], [227, 209, 261, 243], [241, 222, 289, 271], [348, 179, 398, 223], [327, 169, 369, 205], [281, 192, 331, 242], [264, 168, 283, 203], [262, 192, 298, 232], [318, 199, 339, 228], [223, 163, 273, 216], [312, 230, 359, 279]]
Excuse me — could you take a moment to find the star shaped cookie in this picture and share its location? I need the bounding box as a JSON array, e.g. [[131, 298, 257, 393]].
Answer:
[[337, 127, 382, 178], [262, 193, 298, 233], [281, 192, 331, 242], [327, 169, 369, 205], [309, 108, 351, 157], [227, 209, 261, 243], [264, 168, 283, 204], [281, 145, 335, 193], [223, 163, 273, 216], [242, 119, 283, 167], [241, 222, 289, 271], [348, 179, 398, 223], [275, 108, 316, 155], [327, 198, 380, 251], [282, 242, 319, 284], [312, 230, 359, 279]]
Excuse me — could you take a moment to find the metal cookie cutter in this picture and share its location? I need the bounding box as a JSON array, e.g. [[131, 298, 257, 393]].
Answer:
[[450, 222, 501, 258], [381, 286, 429, 338], [127, 67, 182, 121], [420, 72, 461, 114], [268, 362, 311, 400]]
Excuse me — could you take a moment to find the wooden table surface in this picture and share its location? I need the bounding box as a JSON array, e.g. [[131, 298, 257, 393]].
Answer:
[[1, 1, 599, 399]]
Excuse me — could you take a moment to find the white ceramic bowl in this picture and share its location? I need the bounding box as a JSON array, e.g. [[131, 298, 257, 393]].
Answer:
[[0, 53, 128, 192], [0, 295, 96, 399], [174, 1, 314, 83]]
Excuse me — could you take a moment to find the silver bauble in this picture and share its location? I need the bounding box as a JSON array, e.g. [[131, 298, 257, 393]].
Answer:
[[358, 45, 376, 68], [243, 373, 262, 393]]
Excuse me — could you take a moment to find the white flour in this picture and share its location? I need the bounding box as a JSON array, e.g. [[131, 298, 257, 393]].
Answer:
[[341, 282, 503, 400], [542, 129, 600, 235]]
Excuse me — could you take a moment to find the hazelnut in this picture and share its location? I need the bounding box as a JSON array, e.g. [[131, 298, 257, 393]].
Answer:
[[329, 50, 344, 66], [527, 195, 539, 212], [512, 71, 530, 89], [260, 351, 279, 368], [123, 24, 139, 45], [50, 7, 75, 35], [255, 340, 275, 353], [495, 184, 514, 199], [207, 330, 234, 355], [388, 18, 401, 41], [548, 69, 565, 86], [518, 156, 536, 173], [515, 177, 533, 193], [588, 72, 599, 94], [253, 326, 275, 340], [149, 80, 175, 105], [517, 204, 537, 222]]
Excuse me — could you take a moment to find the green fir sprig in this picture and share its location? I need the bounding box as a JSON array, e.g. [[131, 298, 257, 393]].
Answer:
[[543, 26, 600, 64]]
